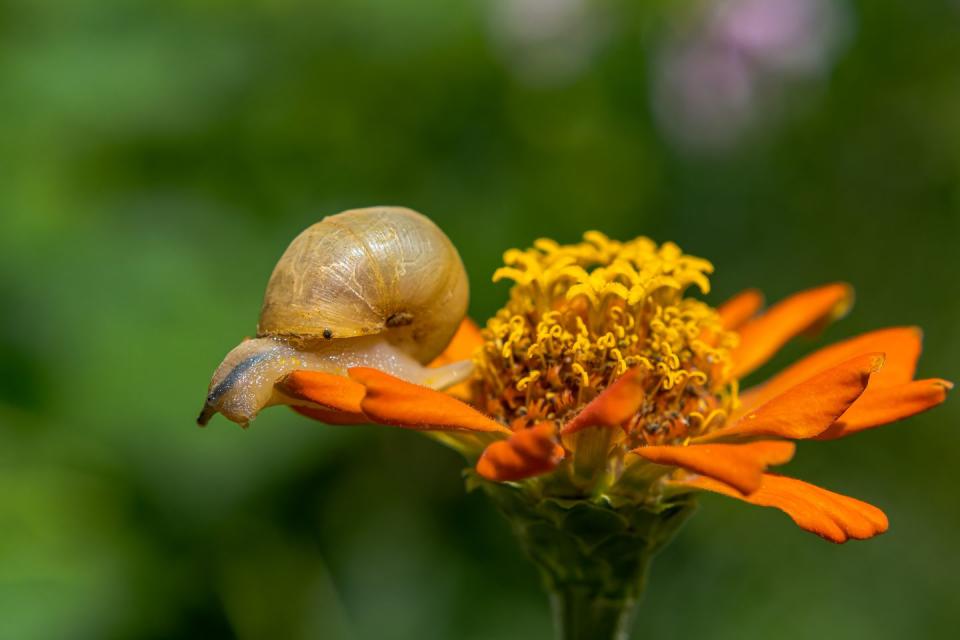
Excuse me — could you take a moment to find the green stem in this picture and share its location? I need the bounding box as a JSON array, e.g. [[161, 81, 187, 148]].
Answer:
[[550, 585, 638, 640], [471, 477, 696, 640]]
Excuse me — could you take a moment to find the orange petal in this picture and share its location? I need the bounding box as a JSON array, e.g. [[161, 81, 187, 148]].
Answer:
[[634, 441, 795, 495], [674, 473, 888, 543], [291, 406, 369, 425], [731, 283, 853, 379], [428, 317, 483, 402], [429, 317, 484, 366], [280, 370, 366, 414], [718, 289, 765, 331], [561, 367, 645, 435], [348, 367, 510, 434], [702, 353, 883, 441], [476, 423, 564, 482], [738, 327, 923, 413], [817, 378, 953, 440]]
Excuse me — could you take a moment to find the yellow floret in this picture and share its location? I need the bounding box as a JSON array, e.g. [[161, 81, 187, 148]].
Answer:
[[475, 232, 738, 442]]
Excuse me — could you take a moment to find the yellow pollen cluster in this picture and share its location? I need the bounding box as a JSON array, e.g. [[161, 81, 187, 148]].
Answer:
[[474, 232, 738, 444]]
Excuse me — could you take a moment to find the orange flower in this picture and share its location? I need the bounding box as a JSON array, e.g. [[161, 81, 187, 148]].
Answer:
[[280, 233, 950, 544]]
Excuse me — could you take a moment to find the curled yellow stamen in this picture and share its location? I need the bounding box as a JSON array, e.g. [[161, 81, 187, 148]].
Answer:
[[473, 232, 739, 445]]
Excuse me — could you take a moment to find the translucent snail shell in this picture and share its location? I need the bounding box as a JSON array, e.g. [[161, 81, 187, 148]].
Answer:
[[259, 206, 468, 362], [199, 206, 472, 427]]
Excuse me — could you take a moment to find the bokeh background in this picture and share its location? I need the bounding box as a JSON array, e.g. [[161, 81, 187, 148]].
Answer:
[[1, 0, 958, 638]]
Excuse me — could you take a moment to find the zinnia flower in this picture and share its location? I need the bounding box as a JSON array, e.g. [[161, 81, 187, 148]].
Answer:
[[277, 232, 950, 639]]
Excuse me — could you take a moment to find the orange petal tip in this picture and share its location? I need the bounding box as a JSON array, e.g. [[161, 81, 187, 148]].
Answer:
[[736, 326, 925, 415], [476, 423, 563, 482], [674, 474, 888, 543], [717, 289, 765, 331], [732, 283, 856, 379], [817, 377, 953, 439], [561, 367, 645, 435], [703, 352, 881, 441]]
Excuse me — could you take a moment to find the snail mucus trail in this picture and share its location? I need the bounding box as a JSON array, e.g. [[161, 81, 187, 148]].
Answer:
[[198, 206, 474, 427]]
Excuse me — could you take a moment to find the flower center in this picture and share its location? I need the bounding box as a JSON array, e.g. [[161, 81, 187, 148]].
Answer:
[[473, 232, 738, 445]]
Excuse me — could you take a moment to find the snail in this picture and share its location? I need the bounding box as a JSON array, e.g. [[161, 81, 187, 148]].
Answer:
[[198, 206, 473, 427]]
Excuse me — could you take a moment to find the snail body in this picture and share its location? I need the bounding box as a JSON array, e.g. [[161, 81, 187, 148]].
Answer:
[[199, 207, 472, 427]]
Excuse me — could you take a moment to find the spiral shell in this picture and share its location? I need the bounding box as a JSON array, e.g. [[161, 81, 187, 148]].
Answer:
[[257, 206, 469, 364]]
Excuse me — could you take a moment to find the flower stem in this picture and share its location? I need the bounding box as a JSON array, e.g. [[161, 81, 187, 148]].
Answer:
[[550, 585, 638, 640]]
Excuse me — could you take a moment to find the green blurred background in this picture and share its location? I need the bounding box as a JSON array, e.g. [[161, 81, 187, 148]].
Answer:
[[1, 0, 958, 638]]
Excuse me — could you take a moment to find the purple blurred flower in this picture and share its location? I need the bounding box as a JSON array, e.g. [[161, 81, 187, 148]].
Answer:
[[714, 0, 842, 72], [653, 0, 851, 152], [654, 42, 756, 150]]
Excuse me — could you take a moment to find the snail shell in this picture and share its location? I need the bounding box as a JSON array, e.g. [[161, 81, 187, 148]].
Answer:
[[199, 206, 472, 427], [258, 206, 468, 363]]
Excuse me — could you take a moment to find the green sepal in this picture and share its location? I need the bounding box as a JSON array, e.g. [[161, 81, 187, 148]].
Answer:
[[467, 472, 697, 639]]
